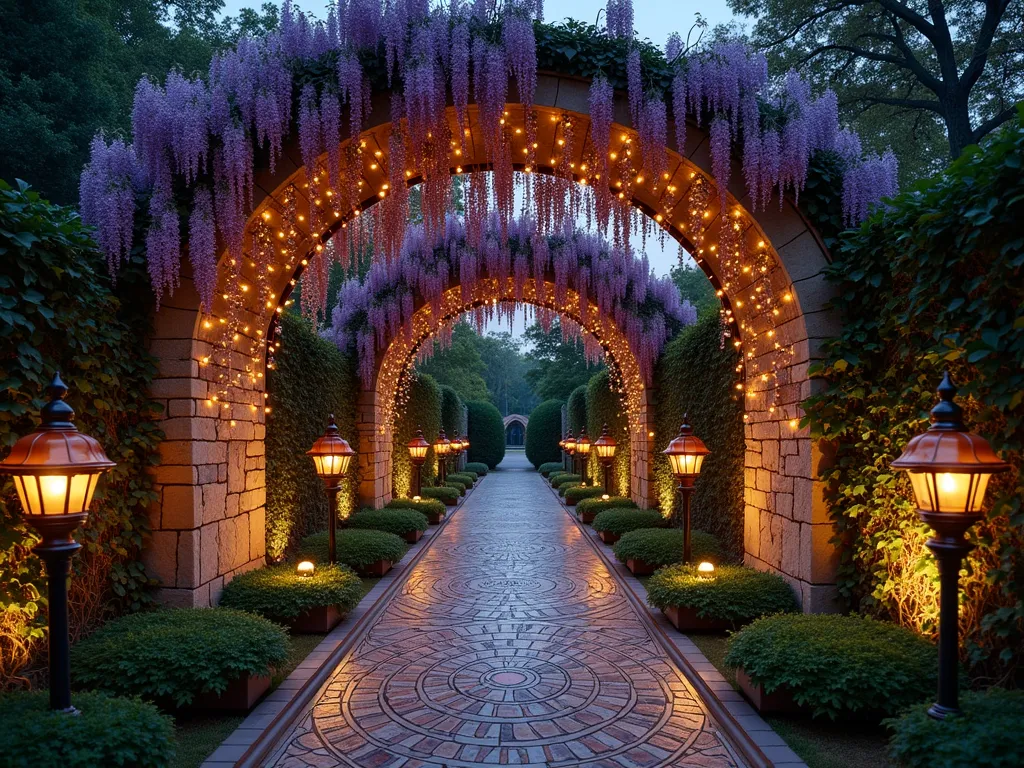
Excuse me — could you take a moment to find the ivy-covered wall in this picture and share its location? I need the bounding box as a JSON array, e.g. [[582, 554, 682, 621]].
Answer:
[[804, 110, 1024, 677], [586, 370, 630, 497], [653, 311, 745, 558], [467, 400, 505, 469], [526, 399, 564, 468], [392, 374, 442, 497], [567, 385, 588, 435], [265, 311, 359, 560], [0, 181, 162, 690], [439, 385, 464, 437]]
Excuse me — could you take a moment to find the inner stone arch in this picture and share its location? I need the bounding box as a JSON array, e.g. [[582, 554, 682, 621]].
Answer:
[[503, 414, 528, 447]]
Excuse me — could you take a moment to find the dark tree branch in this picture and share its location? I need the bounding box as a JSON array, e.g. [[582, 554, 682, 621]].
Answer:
[[848, 94, 944, 112], [971, 103, 1019, 142], [756, 2, 854, 50], [873, 0, 938, 44], [961, 0, 1011, 90], [884, 14, 944, 92], [798, 41, 915, 71]]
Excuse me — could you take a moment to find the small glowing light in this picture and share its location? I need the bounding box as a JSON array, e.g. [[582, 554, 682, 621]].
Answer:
[[413, 495, 421, 502], [697, 561, 715, 579], [296, 560, 315, 577], [601, 494, 610, 501]]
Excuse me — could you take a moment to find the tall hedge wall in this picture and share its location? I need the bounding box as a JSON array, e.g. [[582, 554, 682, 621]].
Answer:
[[467, 400, 505, 469], [439, 385, 464, 437], [266, 311, 359, 559], [804, 110, 1024, 676], [392, 374, 442, 497], [0, 181, 162, 689], [567, 384, 588, 435], [586, 370, 630, 497], [526, 399, 564, 468], [653, 310, 744, 558]]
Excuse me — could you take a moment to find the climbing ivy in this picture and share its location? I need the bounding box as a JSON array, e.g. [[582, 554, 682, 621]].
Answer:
[[567, 385, 588, 435], [586, 370, 630, 497], [803, 108, 1024, 677], [392, 374, 442, 498]]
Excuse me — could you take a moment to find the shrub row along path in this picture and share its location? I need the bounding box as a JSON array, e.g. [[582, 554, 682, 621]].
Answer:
[[266, 452, 741, 767]]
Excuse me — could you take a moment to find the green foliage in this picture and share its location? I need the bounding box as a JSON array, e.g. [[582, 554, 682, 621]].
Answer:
[[466, 400, 505, 468], [724, 614, 938, 720], [464, 462, 488, 475], [564, 485, 607, 504], [538, 462, 564, 476], [0, 181, 161, 688], [392, 374, 442, 498], [576, 495, 637, 516], [550, 473, 581, 489], [525, 399, 564, 467], [646, 564, 799, 623], [218, 564, 363, 622], [298, 529, 407, 569], [653, 311, 744, 557], [347, 508, 429, 537], [567, 385, 588, 434], [886, 689, 1024, 768], [420, 486, 459, 504], [586, 370, 630, 497], [71, 608, 289, 707], [0, 690, 174, 768], [447, 472, 476, 487], [438, 385, 466, 438], [416, 324, 490, 403], [444, 479, 467, 495], [524, 320, 603, 402], [670, 262, 719, 315], [802, 110, 1024, 674], [613, 528, 720, 567], [592, 508, 666, 535], [266, 311, 358, 560], [558, 482, 581, 496], [386, 497, 445, 517], [473, 330, 538, 416]]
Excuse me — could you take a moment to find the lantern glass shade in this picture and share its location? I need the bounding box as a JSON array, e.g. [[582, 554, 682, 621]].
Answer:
[[564, 438, 575, 454], [906, 471, 993, 514], [666, 451, 706, 477], [594, 425, 617, 460], [407, 430, 430, 464], [435, 431, 451, 456], [662, 420, 710, 479], [576, 432, 591, 455], [11, 472, 102, 517], [307, 415, 356, 480]]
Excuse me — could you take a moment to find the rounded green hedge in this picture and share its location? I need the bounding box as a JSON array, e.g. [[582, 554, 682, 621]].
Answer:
[[887, 688, 1024, 768], [467, 399, 505, 468], [558, 482, 582, 496], [646, 564, 799, 623], [420, 485, 459, 504], [725, 614, 938, 719], [444, 479, 467, 495], [613, 528, 720, 567], [538, 461, 564, 476], [526, 399, 563, 467], [447, 471, 476, 487], [0, 690, 175, 768], [299, 529, 407, 569], [550, 473, 581, 489], [464, 461, 488, 475], [592, 508, 666, 535], [567, 384, 588, 434], [219, 563, 363, 621], [576, 495, 637, 516], [439, 384, 465, 437], [386, 497, 445, 517], [71, 609, 289, 707], [349, 508, 429, 536], [564, 485, 607, 504]]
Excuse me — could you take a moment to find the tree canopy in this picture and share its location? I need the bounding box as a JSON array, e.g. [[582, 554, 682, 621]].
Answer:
[[416, 323, 491, 404], [524, 320, 605, 403]]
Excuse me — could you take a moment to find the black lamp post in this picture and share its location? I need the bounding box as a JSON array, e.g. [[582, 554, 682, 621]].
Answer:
[[434, 429, 451, 486], [307, 415, 356, 565], [892, 373, 1009, 719], [662, 416, 710, 564], [0, 373, 116, 712], [576, 427, 591, 485], [407, 427, 429, 498], [562, 430, 574, 474], [594, 424, 617, 495]]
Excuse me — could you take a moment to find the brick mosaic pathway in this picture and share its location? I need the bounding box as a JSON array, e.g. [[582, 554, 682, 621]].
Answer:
[[265, 453, 741, 767]]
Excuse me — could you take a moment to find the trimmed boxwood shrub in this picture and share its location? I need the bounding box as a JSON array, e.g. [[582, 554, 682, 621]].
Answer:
[[444, 479, 467, 495], [392, 373, 442, 498], [538, 461, 564, 476], [386, 497, 445, 517], [0, 690, 175, 767], [724, 614, 938, 719], [576, 495, 637, 516], [886, 688, 1024, 768], [447, 471, 476, 487], [614, 528, 720, 567], [299, 529, 407, 570], [348, 508, 429, 537], [558, 482, 582, 496], [71, 609, 289, 707], [218, 563, 363, 621], [526, 399, 563, 467], [564, 485, 607, 504], [646, 564, 799, 624], [464, 461, 488, 475], [550, 473, 581, 489], [592, 508, 666, 536], [420, 486, 459, 504], [467, 400, 505, 468]]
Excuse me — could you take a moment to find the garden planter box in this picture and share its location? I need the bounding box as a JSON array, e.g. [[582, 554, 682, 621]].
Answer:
[[357, 559, 393, 577], [598, 531, 620, 545], [287, 604, 344, 633], [625, 558, 657, 575], [662, 605, 736, 632], [402, 529, 424, 544], [191, 672, 271, 712], [426, 510, 446, 525], [441, 497, 458, 506], [577, 509, 598, 524], [735, 667, 802, 714]]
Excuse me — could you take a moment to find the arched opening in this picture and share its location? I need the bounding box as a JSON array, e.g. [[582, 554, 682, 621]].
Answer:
[[504, 415, 528, 448], [143, 77, 837, 611]]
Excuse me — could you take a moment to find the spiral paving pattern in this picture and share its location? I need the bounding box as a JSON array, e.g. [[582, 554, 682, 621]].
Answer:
[[267, 455, 739, 767]]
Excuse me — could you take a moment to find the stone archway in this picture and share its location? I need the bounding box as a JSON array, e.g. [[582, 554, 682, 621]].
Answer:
[[143, 74, 837, 611], [503, 414, 528, 447]]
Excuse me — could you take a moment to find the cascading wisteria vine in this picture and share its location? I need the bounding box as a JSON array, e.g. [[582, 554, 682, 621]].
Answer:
[[328, 210, 696, 389]]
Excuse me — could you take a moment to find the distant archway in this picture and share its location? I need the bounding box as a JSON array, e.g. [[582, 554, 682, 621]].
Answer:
[[503, 414, 528, 447]]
